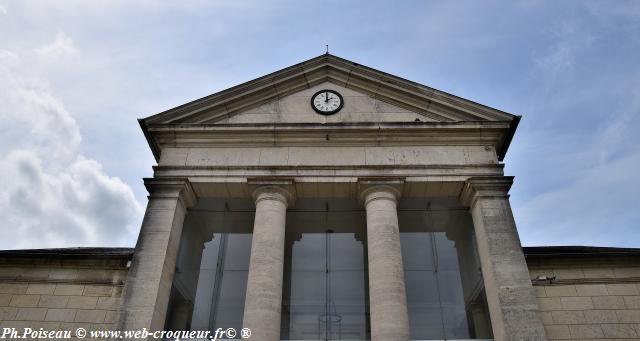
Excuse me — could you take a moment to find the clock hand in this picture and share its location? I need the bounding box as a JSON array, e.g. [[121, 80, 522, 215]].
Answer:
[[325, 91, 329, 102]]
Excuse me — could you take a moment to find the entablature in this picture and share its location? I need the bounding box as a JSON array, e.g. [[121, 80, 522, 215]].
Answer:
[[144, 121, 512, 158]]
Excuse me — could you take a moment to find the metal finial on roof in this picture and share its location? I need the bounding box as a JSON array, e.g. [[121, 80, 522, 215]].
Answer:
[[326, 44, 329, 54]]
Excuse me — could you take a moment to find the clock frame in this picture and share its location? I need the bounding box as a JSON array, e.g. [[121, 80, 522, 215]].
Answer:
[[310, 89, 344, 115]]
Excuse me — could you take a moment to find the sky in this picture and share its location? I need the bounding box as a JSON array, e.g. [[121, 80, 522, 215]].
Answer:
[[0, 0, 638, 250]]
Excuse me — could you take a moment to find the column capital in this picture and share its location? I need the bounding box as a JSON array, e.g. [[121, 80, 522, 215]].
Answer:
[[249, 179, 296, 207], [459, 176, 514, 208], [143, 177, 197, 209], [358, 178, 404, 206]]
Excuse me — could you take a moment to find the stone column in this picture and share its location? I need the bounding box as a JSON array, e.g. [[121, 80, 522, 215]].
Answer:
[[242, 185, 294, 341], [360, 185, 410, 341], [460, 176, 547, 341], [119, 178, 197, 332]]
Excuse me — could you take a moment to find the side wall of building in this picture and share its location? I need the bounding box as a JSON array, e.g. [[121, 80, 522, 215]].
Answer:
[[0, 251, 130, 336], [1, 247, 639, 340], [527, 250, 640, 340]]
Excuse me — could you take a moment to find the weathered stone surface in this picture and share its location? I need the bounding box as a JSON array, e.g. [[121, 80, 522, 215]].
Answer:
[[601, 323, 639, 338], [224, 82, 427, 125], [242, 185, 292, 341], [67, 296, 98, 309], [75, 309, 106, 323], [0, 306, 18, 320], [546, 286, 578, 297], [83, 285, 113, 297], [607, 283, 640, 296], [0, 283, 27, 294], [0, 251, 128, 333], [9, 294, 39, 308], [54, 284, 85, 296], [593, 295, 626, 309], [583, 309, 619, 324], [575, 284, 608, 296], [0, 293, 10, 306], [551, 310, 586, 324], [568, 324, 604, 338], [460, 176, 547, 341], [538, 297, 563, 311], [15, 307, 47, 321], [544, 325, 571, 339], [624, 295, 640, 308], [38, 295, 69, 308], [26, 284, 55, 295], [361, 184, 410, 341], [119, 179, 195, 332], [45, 308, 77, 322], [528, 247, 640, 340], [561, 297, 594, 310], [164, 145, 497, 168]]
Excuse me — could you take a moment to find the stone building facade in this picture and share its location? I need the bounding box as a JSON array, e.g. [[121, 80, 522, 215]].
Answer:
[[1, 247, 639, 340], [0, 248, 129, 335], [527, 247, 640, 340], [1, 54, 639, 340]]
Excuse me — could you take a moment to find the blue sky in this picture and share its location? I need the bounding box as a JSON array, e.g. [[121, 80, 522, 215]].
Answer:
[[0, 0, 638, 249]]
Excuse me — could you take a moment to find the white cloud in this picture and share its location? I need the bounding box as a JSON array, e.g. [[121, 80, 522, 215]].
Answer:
[[0, 47, 143, 249], [36, 32, 79, 60]]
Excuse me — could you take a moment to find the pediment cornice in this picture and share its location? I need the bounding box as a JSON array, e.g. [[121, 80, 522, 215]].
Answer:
[[140, 54, 520, 162], [143, 54, 516, 125]]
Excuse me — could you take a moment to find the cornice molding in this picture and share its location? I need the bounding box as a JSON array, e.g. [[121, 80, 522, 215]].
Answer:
[[459, 176, 514, 208], [146, 121, 510, 151], [139, 54, 520, 162], [143, 54, 516, 126], [143, 177, 198, 209]]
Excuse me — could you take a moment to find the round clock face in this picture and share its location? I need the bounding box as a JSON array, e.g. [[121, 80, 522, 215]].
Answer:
[[311, 89, 344, 115]]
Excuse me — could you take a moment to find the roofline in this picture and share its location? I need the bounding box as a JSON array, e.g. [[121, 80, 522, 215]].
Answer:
[[523, 246, 640, 258], [498, 115, 521, 161], [142, 53, 517, 124], [138, 53, 523, 160], [139, 118, 160, 162], [0, 247, 134, 260], [1, 246, 636, 259], [325, 54, 516, 119], [143, 54, 331, 123]]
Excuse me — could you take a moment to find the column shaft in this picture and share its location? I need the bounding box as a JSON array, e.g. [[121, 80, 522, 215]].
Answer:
[[362, 186, 410, 341], [120, 178, 196, 333], [242, 186, 291, 341], [461, 177, 547, 341]]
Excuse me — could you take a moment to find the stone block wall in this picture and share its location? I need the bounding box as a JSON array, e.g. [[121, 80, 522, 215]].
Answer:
[[1, 245, 638, 340], [0, 248, 131, 337], [526, 247, 640, 340]]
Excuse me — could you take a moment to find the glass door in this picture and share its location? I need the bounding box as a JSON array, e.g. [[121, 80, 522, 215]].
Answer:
[[282, 227, 369, 340]]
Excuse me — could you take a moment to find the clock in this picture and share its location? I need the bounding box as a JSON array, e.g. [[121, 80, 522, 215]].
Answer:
[[311, 89, 343, 115]]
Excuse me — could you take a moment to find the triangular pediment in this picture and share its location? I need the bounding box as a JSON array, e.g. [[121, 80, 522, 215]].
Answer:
[[219, 82, 432, 124], [143, 54, 516, 125]]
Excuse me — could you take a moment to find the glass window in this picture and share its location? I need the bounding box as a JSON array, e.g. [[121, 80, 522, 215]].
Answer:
[[282, 217, 369, 340], [401, 232, 474, 339], [190, 233, 252, 333], [190, 236, 220, 330], [184, 198, 491, 340]]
